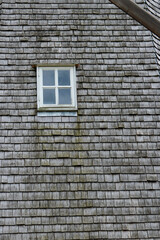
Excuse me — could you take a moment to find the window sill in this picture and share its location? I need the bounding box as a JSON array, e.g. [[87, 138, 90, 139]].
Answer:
[[37, 111, 77, 117]]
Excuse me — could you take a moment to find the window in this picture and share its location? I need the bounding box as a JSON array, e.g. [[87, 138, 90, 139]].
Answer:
[[37, 65, 77, 111]]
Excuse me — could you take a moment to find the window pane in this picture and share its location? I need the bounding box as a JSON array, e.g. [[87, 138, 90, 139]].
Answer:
[[43, 70, 55, 86], [58, 70, 70, 86], [43, 89, 55, 104], [59, 88, 71, 104]]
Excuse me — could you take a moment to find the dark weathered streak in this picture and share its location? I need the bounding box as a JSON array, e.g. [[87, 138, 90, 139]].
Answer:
[[109, 0, 160, 37]]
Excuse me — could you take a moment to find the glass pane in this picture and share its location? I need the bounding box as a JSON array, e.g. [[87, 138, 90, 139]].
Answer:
[[59, 88, 71, 104], [43, 89, 55, 104], [43, 70, 55, 86], [58, 70, 70, 86]]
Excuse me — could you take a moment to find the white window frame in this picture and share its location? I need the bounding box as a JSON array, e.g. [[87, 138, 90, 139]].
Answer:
[[37, 65, 77, 111]]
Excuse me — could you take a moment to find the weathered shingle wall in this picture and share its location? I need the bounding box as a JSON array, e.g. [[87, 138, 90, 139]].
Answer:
[[0, 0, 160, 239]]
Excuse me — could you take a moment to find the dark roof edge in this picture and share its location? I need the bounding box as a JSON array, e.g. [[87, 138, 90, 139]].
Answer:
[[109, 0, 160, 38]]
